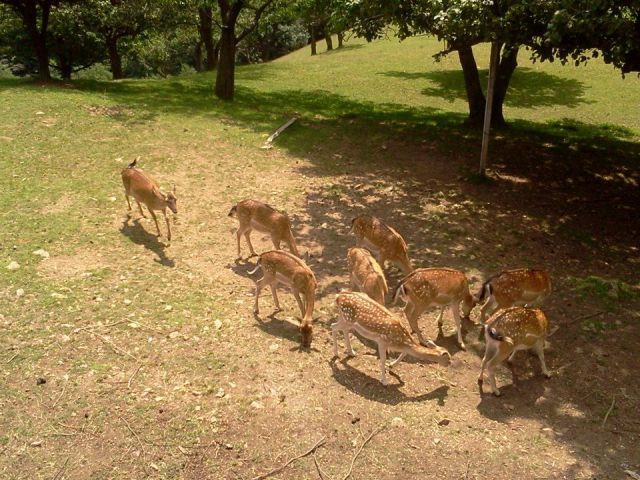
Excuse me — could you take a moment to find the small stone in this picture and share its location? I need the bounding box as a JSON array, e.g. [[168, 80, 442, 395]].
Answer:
[[51, 292, 67, 299], [250, 401, 264, 409], [214, 319, 223, 329], [36, 377, 46, 385], [269, 343, 279, 352], [109, 196, 117, 202], [168, 331, 180, 339], [215, 388, 225, 398], [123, 299, 132, 305], [438, 419, 451, 426], [35, 111, 45, 115], [224, 443, 233, 450], [30, 440, 43, 447], [16, 288, 25, 298], [164, 305, 173, 311], [6, 261, 20, 271], [32, 249, 50, 259], [391, 417, 405, 428], [433, 438, 441, 445]]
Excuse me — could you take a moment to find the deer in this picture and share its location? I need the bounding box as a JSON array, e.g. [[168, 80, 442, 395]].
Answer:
[[121, 158, 177, 241], [347, 247, 388, 305], [393, 268, 476, 350], [250, 250, 316, 347], [350, 214, 412, 274], [229, 199, 299, 259], [477, 268, 551, 324], [478, 306, 554, 396], [332, 291, 450, 385]]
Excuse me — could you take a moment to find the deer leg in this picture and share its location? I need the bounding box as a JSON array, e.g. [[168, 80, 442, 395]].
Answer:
[[293, 290, 305, 318], [149, 209, 161, 237], [451, 303, 466, 350], [244, 229, 257, 257], [436, 306, 446, 328], [136, 201, 146, 218], [163, 209, 171, 241], [270, 284, 281, 312], [479, 297, 498, 324], [270, 233, 282, 251], [377, 341, 388, 385], [405, 304, 427, 345], [486, 344, 514, 396], [507, 350, 517, 364], [253, 277, 267, 314], [343, 331, 355, 356], [533, 340, 551, 378], [378, 253, 387, 271], [125, 193, 132, 211], [388, 352, 407, 368], [331, 321, 341, 357]]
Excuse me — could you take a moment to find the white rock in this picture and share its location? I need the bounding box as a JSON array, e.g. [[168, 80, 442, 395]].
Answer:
[[164, 305, 173, 311], [6, 261, 20, 271], [250, 401, 264, 409], [214, 319, 223, 329], [33, 249, 50, 259], [16, 288, 25, 298], [215, 388, 226, 398], [51, 292, 67, 299], [269, 343, 279, 352], [168, 331, 180, 339], [391, 417, 406, 428], [123, 299, 132, 305]]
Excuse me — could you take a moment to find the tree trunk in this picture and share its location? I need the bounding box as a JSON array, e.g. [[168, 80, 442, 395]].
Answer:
[[309, 25, 317, 55], [58, 55, 72, 80], [215, 26, 236, 100], [199, 7, 218, 71], [337, 31, 344, 48], [325, 33, 333, 51], [106, 37, 123, 79], [23, 1, 51, 80], [457, 45, 485, 126], [194, 40, 203, 71], [491, 45, 519, 127]]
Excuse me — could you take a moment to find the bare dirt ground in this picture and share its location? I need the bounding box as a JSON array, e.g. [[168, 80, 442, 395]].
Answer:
[[3, 117, 640, 480]]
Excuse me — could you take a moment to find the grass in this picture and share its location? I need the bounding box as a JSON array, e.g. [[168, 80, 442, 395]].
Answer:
[[1, 35, 639, 479]]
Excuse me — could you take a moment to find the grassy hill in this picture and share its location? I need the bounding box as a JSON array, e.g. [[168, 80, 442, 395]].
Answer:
[[1, 36, 639, 479]]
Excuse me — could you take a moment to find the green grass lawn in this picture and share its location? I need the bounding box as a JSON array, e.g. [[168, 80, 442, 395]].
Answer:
[[1, 35, 639, 479]]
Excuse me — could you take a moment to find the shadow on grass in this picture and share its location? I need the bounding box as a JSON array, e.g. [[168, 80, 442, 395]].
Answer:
[[329, 356, 450, 405], [381, 67, 591, 109], [120, 217, 175, 267]]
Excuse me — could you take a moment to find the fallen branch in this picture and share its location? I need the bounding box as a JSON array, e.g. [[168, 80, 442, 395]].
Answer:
[[342, 424, 386, 480], [261, 117, 297, 149], [566, 311, 604, 326], [52, 383, 66, 408], [5, 353, 18, 364], [602, 395, 616, 428], [75, 320, 127, 333], [52, 457, 69, 480], [128, 365, 142, 389], [118, 415, 148, 474], [313, 452, 332, 480], [251, 436, 326, 480], [82, 330, 138, 361]]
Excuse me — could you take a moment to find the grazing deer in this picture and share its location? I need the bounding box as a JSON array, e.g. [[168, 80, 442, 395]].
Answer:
[[347, 247, 388, 305], [121, 158, 177, 241], [477, 269, 551, 324], [478, 307, 553, 396], [394, 268, 475, 350], [332, 292, 450, 385], [250, 250, 316, 347], [229, 199, 299, 259], [350, 214, 412, 274]]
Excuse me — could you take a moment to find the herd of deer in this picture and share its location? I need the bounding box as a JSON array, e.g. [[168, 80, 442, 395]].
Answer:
[[122, 160, 553, 397]]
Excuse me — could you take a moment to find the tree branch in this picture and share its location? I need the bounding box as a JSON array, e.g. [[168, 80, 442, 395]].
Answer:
[[235, 0, 275, 44]]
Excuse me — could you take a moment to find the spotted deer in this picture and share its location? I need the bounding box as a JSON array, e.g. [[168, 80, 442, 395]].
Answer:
[[332, 292, 450, 385], [394, 268, 476, 350], [350, 214, 412, 274], [347, 247, 388, 305], [229, 199, 299, 259], [477, 269, 551, 324], [478, 307, 554, 396], [250, 250, 316, 347], [121, 158, 177, 241]]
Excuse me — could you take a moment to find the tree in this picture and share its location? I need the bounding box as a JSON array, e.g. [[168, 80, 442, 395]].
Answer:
[[0, 0, 68, 80], [343, 0, 639, 126], [198, 4, 220, 70], [214, 0, 277, 100]]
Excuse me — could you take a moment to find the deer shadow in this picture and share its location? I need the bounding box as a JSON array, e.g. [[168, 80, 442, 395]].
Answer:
[[329, 356, 450, 406], [119, 217, 175, 267]]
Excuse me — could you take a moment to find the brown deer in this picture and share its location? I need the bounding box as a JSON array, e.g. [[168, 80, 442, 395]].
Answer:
[[250, 250, 316, 347], [350, 214, 412, 274], [394, 268, 476, 350], [347, 247, 388, 305], [478, 307, 554, 396], [477, 269, 551, 324], [121, 158, 177, 241], [332, 292, 450, 385], [229, 199, 299, 259]]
